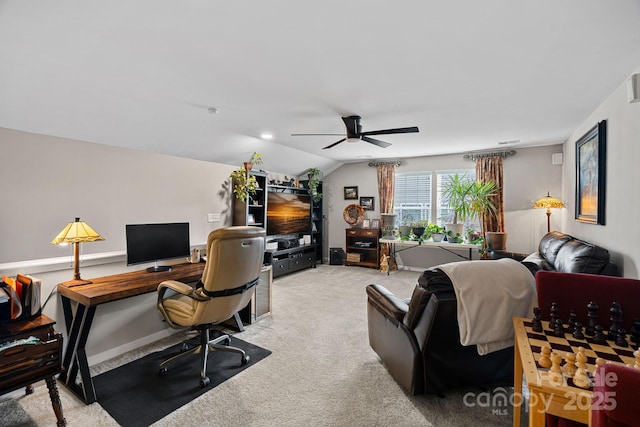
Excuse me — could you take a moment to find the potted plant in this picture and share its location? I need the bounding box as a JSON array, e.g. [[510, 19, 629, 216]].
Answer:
[[441, 173, 498, 243], [231, 153, 263, 203], [306, 167, 323, 202], [410, 221, 426, 240], [398, 215, 413, 238], [427, 223, 446, 242]]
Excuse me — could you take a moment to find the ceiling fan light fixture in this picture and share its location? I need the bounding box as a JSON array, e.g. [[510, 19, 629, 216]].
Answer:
[[346, 136, 361, 143]]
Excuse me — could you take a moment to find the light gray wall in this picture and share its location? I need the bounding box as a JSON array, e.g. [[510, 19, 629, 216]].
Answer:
[[322, 145, 563, 270], [0, 128, 236, 364], [560, 65, 640, 277]]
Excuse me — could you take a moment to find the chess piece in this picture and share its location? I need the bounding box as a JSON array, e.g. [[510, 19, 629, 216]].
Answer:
[[634, 349, 640, 370], [539, 345, 552, 369], [550, 302, 559, 330], [563, 352, 577, 378], [572, 321, 585, 340], [573, 348, 591, 389], [615, 328, 629, 348], [532, 307, 543, 332], [593, 324, 607, 345], [568, 310, 577, 331], [549, 352, 563, 385], [608, 302, 622, 341], [631, 319, 640, 345], [586, 301, 599, 336], [554, 318, 565, 337]]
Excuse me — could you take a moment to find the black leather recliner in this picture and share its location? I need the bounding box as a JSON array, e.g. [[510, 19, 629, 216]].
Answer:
[[366, 269, 513, 396]]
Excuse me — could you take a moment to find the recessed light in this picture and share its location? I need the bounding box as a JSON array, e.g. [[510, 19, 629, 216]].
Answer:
[[497, 139, 520, 145], [261, 133, 273, 140]]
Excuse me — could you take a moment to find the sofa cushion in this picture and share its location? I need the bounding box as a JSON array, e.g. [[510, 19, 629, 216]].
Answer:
[[403, 285, 431, 330], [522, 252, 552, 271], [554, 239, 611, 274], [538, 231, 572, 267]]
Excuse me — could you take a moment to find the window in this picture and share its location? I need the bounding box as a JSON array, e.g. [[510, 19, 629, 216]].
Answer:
[[393, 169, 477, 229]]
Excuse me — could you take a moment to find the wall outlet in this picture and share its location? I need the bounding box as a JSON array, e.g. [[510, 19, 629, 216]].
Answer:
[[208, 213, 220, 222]]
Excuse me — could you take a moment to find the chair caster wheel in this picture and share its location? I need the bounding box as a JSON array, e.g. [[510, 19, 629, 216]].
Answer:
[[158, 367, 168, 376], [199, 377, 210, 388], [180, 343, 189, 352], [241, 354, 250, 366]]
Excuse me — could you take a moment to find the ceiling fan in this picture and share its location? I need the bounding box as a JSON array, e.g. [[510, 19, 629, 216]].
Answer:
[[291, 115, 419, 149]]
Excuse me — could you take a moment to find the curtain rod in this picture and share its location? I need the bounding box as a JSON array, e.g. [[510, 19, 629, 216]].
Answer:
[[367, 160, 402, 167], [463, 149, 516, 161]]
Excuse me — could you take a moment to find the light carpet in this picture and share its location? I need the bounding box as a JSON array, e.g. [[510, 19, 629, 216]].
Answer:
[[0, 264, 524, 426]]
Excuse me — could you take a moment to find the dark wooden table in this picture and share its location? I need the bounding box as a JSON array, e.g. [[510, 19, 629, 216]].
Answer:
[[0, 314, 66, 426], [57, 262, 205, 404]]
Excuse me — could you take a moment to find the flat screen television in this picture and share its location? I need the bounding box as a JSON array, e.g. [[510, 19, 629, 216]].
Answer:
[[126, 222, 190, 272], [266, 192, 311, 236]]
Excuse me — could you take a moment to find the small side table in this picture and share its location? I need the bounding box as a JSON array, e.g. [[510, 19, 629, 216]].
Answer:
[[0, 315, 66, 427]]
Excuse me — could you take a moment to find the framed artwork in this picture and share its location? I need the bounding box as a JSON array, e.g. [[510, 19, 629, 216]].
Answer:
[[360, 196, 374, 210], [361, 219, 370, 229], [344, 186, 358, 200], [575, 120, 606, 225], [371, 219, 380, 229]]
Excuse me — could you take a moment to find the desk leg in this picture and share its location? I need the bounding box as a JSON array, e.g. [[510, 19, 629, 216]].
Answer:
[[59, 299, 97, 404], [513, 342, 523, 427]]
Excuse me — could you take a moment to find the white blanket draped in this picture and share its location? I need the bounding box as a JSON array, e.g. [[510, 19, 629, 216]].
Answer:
[[436, 258, 537, 355]]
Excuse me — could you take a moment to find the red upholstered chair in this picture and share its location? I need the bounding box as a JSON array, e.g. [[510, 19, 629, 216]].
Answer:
[[535, 271, 640, 427], [591, 363, 640, 427]]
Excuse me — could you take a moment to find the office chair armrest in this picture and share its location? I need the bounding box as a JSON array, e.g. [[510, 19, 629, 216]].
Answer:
[[158, 280, 195, 298]]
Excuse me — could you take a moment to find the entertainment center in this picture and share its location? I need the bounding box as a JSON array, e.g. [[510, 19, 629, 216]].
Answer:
[[233, 170, 323, 278]]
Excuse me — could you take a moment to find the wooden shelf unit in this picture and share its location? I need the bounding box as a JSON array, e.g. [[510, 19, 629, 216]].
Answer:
[[300, 179, 323, 264], [233, 170, 267, 228], [345, 228, 381, 269]]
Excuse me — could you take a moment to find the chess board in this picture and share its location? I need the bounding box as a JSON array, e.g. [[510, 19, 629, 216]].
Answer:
[[522, 319, 638, 389]]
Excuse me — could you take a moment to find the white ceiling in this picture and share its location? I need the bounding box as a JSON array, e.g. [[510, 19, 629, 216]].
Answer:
[[2, 1, 640, 176]]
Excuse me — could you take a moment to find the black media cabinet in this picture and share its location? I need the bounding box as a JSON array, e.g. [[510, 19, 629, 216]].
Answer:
[[264, 244, 317, 278]]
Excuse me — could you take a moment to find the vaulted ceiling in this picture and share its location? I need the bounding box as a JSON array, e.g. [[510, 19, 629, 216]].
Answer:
[[2, 1, 639, 176]]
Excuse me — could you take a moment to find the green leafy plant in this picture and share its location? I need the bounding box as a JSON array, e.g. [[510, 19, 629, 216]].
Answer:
[[306, 167, 323, 202], [427, 223, 445, 234], [441, 173, 498, 224], [250, 152, 263, 166], [230, 167, 259, 202]]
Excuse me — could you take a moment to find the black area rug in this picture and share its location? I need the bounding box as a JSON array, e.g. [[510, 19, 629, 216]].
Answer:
[[93, 334, 271, 427]]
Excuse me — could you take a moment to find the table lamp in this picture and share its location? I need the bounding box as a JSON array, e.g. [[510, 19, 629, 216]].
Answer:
[[533, 193, 565, 233], [51, 217, 104, 285]]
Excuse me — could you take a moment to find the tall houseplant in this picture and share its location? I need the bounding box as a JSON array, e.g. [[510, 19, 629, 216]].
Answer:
[[231, 152, 263, 202], [441, 173, 498, 243], [306, 167, 323, 202]]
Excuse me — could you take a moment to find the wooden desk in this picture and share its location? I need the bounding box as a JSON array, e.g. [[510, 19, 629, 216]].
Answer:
[[57, 262, 205, 404], [512, 316, 636, 426], [0, 315, 66, 426]]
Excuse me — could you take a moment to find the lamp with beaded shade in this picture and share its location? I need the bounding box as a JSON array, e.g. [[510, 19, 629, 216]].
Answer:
[[533, 193, 565, 233]]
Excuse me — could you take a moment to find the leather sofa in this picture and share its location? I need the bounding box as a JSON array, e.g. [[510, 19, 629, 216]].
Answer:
[[489, 231, 617, 276], [366, 268, 514, 395]]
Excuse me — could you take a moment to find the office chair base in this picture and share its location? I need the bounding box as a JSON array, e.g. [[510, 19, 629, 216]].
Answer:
[[158, 329, 249, 387]]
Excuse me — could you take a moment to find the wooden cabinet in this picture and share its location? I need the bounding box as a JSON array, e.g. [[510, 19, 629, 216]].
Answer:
[[233, 170, 267, 228], [345, 228, 381, 269], [264, 245, 317, 278], [0, 315, 66, 426]]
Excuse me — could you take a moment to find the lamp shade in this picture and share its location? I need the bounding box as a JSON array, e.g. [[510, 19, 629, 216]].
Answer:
[[533, 193, 565, 210], [51, 217, 104, 245]]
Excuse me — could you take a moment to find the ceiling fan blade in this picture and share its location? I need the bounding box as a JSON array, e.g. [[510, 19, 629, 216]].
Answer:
[[361, 126, 419, 136], [323, 138, 346, 149], [361, 136, 391, 148], [342, 116, 360, 137], [291, 133, 345, 136]]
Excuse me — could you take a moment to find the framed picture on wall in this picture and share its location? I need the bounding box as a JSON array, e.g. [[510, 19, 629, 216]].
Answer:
[[359, 196, 374, 210], [371, 219, 380, 229], [575, 120, 606, 225], [344, 186, 358, 200], [361, 219, 370, 229]]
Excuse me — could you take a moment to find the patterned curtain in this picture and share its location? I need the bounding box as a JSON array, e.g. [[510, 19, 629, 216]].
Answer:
[[377, 163, 396, 270], [475, 156, 505, 234]]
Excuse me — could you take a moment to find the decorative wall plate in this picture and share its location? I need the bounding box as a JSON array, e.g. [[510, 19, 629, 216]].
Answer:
[[343, 204, 365, 226]]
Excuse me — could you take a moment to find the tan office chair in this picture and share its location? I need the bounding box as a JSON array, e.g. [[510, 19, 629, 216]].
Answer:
[[157, 226, 265, 387]]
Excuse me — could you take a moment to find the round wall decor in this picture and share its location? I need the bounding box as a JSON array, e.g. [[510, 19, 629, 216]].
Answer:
[[343, 204, 365, 226]]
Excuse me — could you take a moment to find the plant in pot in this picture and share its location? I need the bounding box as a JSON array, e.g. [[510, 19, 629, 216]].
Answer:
[[306, 167, 323, 202], [441, 173, 498, 244], [243, 152, 263, 171], [410, 221, 426, 240], [427, 223, 446, 242], [398, 215, 413, 239], [230, 167, 259, 203]]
